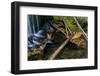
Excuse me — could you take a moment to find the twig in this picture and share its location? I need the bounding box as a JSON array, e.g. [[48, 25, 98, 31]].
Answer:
[[52, 23, 67, 36]]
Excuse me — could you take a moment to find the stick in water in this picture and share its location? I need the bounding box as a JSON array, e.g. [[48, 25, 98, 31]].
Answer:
[[49, 38, 70, 60]]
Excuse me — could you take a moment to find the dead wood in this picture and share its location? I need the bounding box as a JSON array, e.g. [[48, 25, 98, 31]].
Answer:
[[48, 37, 70, 60]]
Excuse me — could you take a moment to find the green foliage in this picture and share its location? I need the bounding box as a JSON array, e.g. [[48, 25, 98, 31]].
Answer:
[[53, 16, 87, 32], [53, 16, 62, 23], [76, 17, 88, 32], [64, 16, 79, 32]]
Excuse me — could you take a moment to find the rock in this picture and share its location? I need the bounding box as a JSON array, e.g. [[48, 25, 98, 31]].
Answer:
[[28, 44, 46, 60]]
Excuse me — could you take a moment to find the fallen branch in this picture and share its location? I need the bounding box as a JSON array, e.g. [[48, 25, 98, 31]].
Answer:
[[48, 38, 70, 60], [73, 17, 88, 41], [49, 22, 67, 36]]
